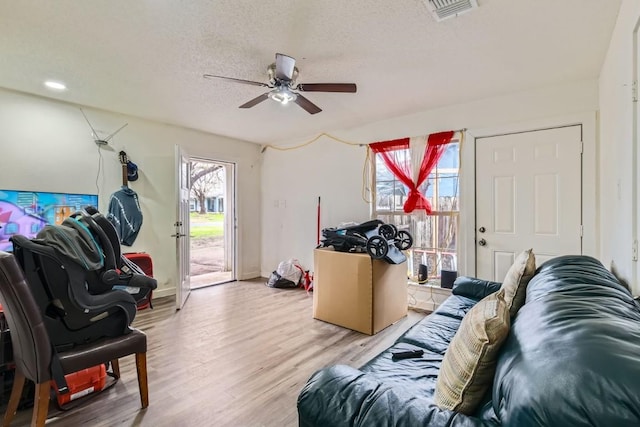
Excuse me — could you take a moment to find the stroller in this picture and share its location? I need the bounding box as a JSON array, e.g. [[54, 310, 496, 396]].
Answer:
[[10, 206, 157, 353], [318, 219, 413, 264]]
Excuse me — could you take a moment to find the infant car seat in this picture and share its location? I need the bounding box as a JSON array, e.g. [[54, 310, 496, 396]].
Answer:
[[10, 206, 156, 352], [71, 206, 156, 308]]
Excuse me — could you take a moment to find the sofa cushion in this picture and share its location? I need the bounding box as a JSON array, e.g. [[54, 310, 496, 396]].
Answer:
[[398, 294, 477, 354], [433, 290, 510, 415], [360, 343, 443, 395], [452, 276, 502, 301], [298, 364, 497, 427], [493, 255, 640, 426], [500, 248, 535, 317]]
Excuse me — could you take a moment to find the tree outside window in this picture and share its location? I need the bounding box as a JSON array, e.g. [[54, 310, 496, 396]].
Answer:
[[190, 162, 224, 214]]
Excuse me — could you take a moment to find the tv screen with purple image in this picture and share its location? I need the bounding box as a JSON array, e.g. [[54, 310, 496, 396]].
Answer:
[[0, 189, 98, 252]]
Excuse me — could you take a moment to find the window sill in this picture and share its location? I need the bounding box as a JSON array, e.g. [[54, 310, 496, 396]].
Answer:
[[407, 279, 442, 287], [407, 282, 452, 312]]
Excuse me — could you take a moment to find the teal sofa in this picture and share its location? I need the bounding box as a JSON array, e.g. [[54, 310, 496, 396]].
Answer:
[[297, 255, 640, 426]]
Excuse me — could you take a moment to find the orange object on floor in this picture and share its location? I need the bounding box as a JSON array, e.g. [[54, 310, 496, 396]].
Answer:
[[52, 364, 107, 407]]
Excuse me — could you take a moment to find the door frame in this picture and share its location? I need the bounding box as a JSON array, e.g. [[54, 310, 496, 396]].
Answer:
[[632, 17, 640, 287], [460, 112, 598, 277], [189, 156, 237, 284]]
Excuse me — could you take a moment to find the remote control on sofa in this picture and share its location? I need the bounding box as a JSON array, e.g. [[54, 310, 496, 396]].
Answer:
[[391, 349, 424, 360]]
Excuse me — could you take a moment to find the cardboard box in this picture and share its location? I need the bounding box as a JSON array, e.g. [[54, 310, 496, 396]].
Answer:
[[313, 248, 408, 335]]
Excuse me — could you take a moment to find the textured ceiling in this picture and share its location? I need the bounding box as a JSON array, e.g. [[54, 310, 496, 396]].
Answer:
[[0, 0, 622, 145]]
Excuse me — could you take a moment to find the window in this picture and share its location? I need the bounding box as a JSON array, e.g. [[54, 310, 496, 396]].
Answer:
[[3, 222, 18, 235], [372, 141, 460, 283]]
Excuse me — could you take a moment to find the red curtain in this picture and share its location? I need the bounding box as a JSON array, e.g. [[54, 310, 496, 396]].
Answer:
[[370, 131, 454, 214]]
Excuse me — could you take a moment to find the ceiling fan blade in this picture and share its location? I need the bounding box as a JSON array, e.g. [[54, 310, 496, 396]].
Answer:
[[294, 94, 322, 115], [203, 74, 269, 87], [239, 93, 271, 109], [275, 53, 296, 81], [296, 83, 357, 93]]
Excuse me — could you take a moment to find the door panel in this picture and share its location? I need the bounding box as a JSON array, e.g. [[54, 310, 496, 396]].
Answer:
[[494, 176, 514, 233], [175, 145, 191, 310], [476, 126, 582, 281], [493, 251, 514, 281], [534, 174, 558, 235]]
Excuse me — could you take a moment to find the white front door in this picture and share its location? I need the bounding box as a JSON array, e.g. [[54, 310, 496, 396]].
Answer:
[[175, 145, 191, 310], [475, 126, 582, 281]]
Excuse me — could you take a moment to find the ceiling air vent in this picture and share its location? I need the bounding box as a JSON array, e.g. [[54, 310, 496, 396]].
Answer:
[[425, 0, 479, 22]]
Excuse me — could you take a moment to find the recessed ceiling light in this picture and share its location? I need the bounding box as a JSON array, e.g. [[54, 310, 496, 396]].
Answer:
[[44, 80, 67, 90]]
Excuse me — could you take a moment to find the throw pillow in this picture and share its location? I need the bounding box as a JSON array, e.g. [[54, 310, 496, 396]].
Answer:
[[500, 248, 536, 317], [452, 276, 502, 300], [433, 290, 510, 415]]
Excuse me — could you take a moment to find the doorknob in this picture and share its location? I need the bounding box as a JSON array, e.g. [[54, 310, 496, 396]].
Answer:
[[479, 226, 486, 233], [478, 238, 487, 246]]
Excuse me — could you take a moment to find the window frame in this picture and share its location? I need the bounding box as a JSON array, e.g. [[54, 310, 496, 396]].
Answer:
[[370, 140, 460, 284]]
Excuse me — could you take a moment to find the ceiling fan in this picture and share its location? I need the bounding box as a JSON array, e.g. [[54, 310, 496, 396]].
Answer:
[[204, 53, 357, 115]]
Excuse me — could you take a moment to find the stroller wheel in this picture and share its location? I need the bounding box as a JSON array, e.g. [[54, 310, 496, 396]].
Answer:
[[379, 224, 397, 240], [395, 230, 413, 250], [366, 236, 389, 259]]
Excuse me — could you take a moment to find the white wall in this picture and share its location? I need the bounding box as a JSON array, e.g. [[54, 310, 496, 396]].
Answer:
[[261, 79, 600, 276], [0, 88, 262, 298], [599, 0, 640, 294]]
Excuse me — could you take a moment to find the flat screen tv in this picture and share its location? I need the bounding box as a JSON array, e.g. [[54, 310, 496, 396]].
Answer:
[[0, 189, 98, 252]]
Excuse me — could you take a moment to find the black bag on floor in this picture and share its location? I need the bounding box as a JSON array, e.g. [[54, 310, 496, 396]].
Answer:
[[266, 271, 298, 289]]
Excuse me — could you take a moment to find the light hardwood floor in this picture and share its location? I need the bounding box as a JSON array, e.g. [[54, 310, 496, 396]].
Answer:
[[8, 279, 427, 427]]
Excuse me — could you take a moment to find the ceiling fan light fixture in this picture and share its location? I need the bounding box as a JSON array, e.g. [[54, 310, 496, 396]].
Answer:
[[205, 53, 354, 114], [267, 63, 299, 86], [269, 87, 297, 105]]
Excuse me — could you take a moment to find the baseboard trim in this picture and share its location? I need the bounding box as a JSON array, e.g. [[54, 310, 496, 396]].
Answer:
[[239, 271, 261, 281], [154, 287, 175, 299]]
